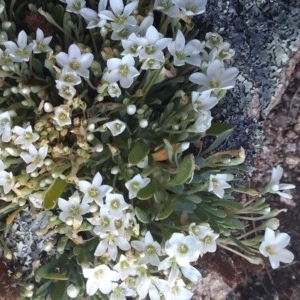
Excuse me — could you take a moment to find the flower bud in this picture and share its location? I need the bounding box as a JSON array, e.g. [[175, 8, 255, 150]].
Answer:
[[67, 284, 80, 298], [88, 124, 95, 132], [44, 102, 53, 112], [127, 104, 136, 115], [43, 241, 53, 252], [139, 119, 148, 128], [89, 203, 98, 213], [95, 144, 104, 152], [111, 166, 120, 175]]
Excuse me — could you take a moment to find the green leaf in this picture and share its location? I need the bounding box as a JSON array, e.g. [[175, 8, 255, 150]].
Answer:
[[50, 281, 67, 300], [229, 235, 256, 254], [183, 195, 202, 204], [50, 4, 65, 26], [232, 188, 261, 197], [223, 217, 245, 230], [135, 207, 149, 223], [44, 273, 68, 280], [43, 178, 68, 210], [128, 140, 149, 164], [212, 200, 243, 210], [155, 203, 174, 220], [166, 154, 195, 187], [35, 260, 58, 282], [201, 123, 233, 155], [137, 181, 156, 200], [174, 201, 197, 212]]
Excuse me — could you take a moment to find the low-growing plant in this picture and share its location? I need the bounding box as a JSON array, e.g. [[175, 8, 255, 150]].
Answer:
[[0, 0, 295, 299]]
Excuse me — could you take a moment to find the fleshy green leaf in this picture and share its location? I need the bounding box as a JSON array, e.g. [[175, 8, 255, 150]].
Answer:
[[137, 181, 157, 200], [201, 123, 233, 155], [128, 140, 149, 164], [135, 207, 149, 223], [43, 178, 68, 210], [155, 203, 174, 220], [44, 273, 68, 280], [166, 154, 195, 187]]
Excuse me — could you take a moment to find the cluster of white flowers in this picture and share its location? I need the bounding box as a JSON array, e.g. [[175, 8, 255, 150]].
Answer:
[[0, 0, 296, 298]]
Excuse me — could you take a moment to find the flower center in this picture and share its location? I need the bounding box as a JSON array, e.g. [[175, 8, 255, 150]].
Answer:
[[70, 206, 81, 217], [176, 51, 186, 60], [33, 155, 43, 166], [146, 245, 156, 255], [145, 45, 156, 55], [24, 131, 33, 141], [70, 59, 80, 71], [59, 112, 68, 122], [114, 122, 123, 131], [178, 243, 189, 254], [120, 260, 130, 270], [203, 236, 211, 244], [119, 64, 129, 76], [100, 216, 110, 228], [110, 199, 120, 210], [130, 181, 140, 192], [265, 245, 276, 256], [88, 188, 99, 198], [209, 78, 221, 89], [114, 219, 123, 229]]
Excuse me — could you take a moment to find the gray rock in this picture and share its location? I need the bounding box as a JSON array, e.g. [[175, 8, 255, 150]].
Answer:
[[195, 0, 300, 165]]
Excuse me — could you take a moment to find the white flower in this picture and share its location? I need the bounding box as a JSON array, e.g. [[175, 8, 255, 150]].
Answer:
[[33, 28, 52, 53], [189, 223, 219, 254], [140, 58, 163, 70], [20, 144, 48, 173], [58, 191, 90, 229], [208, 174, 232, 199], [259, 227, 294, 269], [0, 4, 5, 15], [154, 0, 179, 17], [94, 231, 131, 260], [89, 208, 115, 234], [56, 82, 77, 100], [138, 26, 172, 62], [0, 111, 12, 142], [106, 55, 139, 88], [113, 254, 137, 280], [28, 192, 44, 209], [168, 30, 202, 66], [0, 171, 14, 194], [12, 125, 39, 148], [56, 44, 94, 78], [189, 60, 239, 92], [173, 0, 207, 16], [65, 0, 86, 14], [105, 119, 127, 136], [191, 90, 218, 112], [78, 172, 113, 204], [0, 49, 14, 70], [105, 193, 129, 217], [268, 166, 295, 199], [107, 82, 122, 97], [188, 110, 212, 133], [125, 174, 151, 199], [53, 106, 72, 127], [99, 0, 138, 32], [56, 69, 82, 86], [131, 231, 162, 266], [164, 279, 193, 300], [165, 232, 201, 266], [81, 6, 107, 29], [3, 30, 34, 62], [82, 264, 120, 296], [121, 32, 147, 57], [109, 282, 137, 300]]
